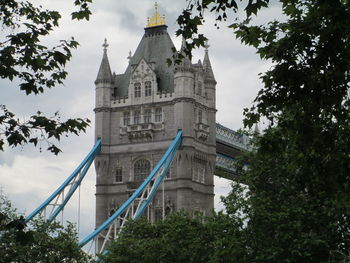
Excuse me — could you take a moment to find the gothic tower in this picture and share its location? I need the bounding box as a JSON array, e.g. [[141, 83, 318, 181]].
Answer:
[[94, 5, 217, 229]]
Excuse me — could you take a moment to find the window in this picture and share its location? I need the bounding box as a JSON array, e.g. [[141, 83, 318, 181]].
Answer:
[[145, 81, 152, 96], [166, 170, 171, 179], [134, 110, 141, 124], [198, 110, 202, 123], [144, 109, 152, 123], [198, 82, 202, 96], [134, 82, 141, 98], [112, 87, 117, 97], [198, 166, 205, 183], [192, 156, 206, 183], [123, 112, 130, 126], [134, 159, 151, 181], [155, 108, 162, 122], [115, 167, 122, 182], [192, 165, 205, 183]]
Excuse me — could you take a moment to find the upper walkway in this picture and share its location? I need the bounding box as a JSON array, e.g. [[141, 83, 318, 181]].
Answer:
[[215, 123, 250, 179]]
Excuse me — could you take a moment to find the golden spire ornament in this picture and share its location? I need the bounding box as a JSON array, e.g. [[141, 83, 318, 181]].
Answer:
[[146, 2, 166, 27]]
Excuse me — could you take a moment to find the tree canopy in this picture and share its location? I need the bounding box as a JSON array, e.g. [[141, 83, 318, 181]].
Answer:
[[0, 194, 92, 263], [0, 0, 92, 154], [102, 212, 246, 263]]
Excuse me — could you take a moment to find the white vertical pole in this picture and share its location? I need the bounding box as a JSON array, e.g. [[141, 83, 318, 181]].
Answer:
[[78, 184, 81, 235], [61, 189, 64, 225], [162, 178, 165, 220]]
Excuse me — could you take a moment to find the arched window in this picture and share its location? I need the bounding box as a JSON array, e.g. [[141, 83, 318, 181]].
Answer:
[[134, 159, 151, 181], [134, 110, 141, 124], [144, 109, 152, 123], [134, 82, 141, 98], [197, 82, 202, 96], [123, 112, 130, 126], [155, 108, 162, 122], [115, 167, 123, 182], [145, 81, 152, 96], [198, 110, 202, 123]]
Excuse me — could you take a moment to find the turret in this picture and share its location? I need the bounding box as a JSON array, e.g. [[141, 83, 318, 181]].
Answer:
[[174, 38, 194, 98], [203, 42, 216, 108], [95, 38, 112, 108], [95, 38, 112, 143]]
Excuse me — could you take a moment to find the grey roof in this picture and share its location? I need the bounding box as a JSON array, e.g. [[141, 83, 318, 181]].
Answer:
[[115, 25, 176, 96], [203, 49, 216, 82], [96, 51, 112, 84]]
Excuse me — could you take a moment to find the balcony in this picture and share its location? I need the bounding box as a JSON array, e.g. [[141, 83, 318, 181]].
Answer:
[[194, 122, 210, 142], [120, 122, 164, 142]]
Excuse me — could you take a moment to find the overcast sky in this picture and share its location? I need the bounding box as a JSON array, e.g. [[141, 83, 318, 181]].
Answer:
[[0, 0, 279, 244]]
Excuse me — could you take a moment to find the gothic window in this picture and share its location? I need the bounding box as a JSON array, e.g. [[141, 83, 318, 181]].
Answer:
[[144, 109, 152, 123], [112, 87, 117, 97], [166, 170, 171, 179], [198, 110, 202, 123], [192, 166, 199, 182], [198, 82, 202, 96], [134, 159, 151, 181], [134, 110, 141, 124], [192, 165, 205, 183], [123, 112, 130, 126], [155, 108, 162, 122], [145, 81, 152, 96], [134, 82, 141, 98], [115, 167, 122, 182], [192, 156, 206, 183], [198, 166, 205, 183]]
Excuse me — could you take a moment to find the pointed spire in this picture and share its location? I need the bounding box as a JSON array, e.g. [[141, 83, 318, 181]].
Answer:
[[96, 38, 112, 84], [254, 123, 260, 134], [203, 41, 216, 82], [178, 37, 192, 69]]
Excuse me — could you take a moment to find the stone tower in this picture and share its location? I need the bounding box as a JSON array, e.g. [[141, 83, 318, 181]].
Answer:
[[94, 6, 217, 229]]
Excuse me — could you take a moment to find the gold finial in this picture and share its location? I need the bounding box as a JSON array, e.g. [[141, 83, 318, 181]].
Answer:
[[146, 2, 166, 28]]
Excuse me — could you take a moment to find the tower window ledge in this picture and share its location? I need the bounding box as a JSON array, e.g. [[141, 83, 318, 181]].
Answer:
[[197, 131, 209, 142], [128, 123, 153, 132], [195, 122, 210, 133], [194, 123, 210, 142], [157, 91, 173, 98], [112, 96, 129, 104]]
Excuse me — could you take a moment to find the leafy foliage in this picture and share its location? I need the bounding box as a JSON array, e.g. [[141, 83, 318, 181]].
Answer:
[[175, 0, 350, 262], [0, 105, 90, 155], [102, 211, 246, 263], [0, 0, 92, 154], [0, 194, 92, 263]]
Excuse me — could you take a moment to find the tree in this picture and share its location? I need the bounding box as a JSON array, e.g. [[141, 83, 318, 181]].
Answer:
[[0, 193, 92, 263], [176, 0, 350, 262], [0, 0, 92, 154], [102, 211, 246, 263]]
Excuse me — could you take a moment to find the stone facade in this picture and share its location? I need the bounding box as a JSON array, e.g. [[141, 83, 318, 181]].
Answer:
[[94, 22, 217, 229]]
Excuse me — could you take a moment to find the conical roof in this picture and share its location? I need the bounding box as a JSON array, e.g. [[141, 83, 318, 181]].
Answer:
[[177, 37, 192, 69], [203, 44, 216, 82], [95, 39, 112, 84]]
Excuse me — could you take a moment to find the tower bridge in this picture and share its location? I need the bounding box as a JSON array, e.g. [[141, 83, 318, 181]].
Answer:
[[25, 4, 250, 254], [93, 5, 249, 230]]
